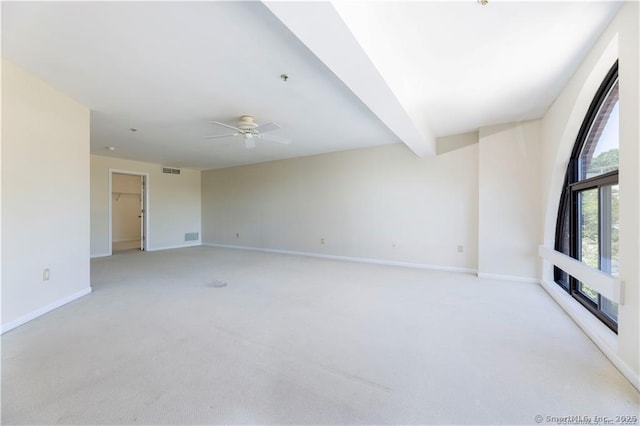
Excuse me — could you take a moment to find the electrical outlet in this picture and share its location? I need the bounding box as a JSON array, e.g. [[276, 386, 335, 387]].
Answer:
[[457, 245, 464, 253], [236, 233, 239, 238], [320, 238, 325, 245], [43, 268, 50, 281]]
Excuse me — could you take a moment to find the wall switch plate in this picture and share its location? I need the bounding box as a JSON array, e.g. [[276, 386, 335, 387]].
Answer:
[[457, 245, 464, 253], [43, 268, 50, 281]]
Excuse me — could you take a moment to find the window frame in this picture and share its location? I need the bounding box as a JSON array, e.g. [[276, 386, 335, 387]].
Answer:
[[569, 171, 618, 331], [554, 61, 619, 333]]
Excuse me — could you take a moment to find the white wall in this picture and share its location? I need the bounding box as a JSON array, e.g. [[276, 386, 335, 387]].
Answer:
[[478, 120, 541, 281], [1, 59, 91, 332], [202, 143, 478, 271], [540, 2, 639, 387], [90, 155, 201, 256]]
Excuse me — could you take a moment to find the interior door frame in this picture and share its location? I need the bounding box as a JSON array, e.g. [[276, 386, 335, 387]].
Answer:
[[108, 169, 149, 255]]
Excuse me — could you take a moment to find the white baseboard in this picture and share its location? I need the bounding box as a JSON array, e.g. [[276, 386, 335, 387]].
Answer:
[[203, 243, 476, 274], [146, 242, 201, 252], [93, 243, 202, 256], [477, 272, 539, 284], [539, 279, 639, 392], [90, 253, 111, 259], [1, 287, 92, 335]]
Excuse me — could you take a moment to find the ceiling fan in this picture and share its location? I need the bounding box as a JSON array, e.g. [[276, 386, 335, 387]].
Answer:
[[204, 115, 291, 149]]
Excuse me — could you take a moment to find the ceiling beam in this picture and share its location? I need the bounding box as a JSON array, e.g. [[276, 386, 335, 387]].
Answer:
[[263, 1, 435, 157]]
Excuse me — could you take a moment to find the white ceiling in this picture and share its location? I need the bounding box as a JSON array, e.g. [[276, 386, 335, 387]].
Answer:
[[331, 1, 622, 137], [1, 1, 621, 170]]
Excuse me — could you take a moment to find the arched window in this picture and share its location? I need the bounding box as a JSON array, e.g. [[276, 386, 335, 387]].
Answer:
[[555, 61, 619, 332]]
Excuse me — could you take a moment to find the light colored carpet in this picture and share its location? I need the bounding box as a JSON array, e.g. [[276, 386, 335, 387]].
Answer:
[[112, 240, 142, 252], [2, 246, 638, 424]]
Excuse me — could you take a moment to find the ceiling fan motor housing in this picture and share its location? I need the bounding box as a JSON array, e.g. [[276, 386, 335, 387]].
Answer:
[[237, 115, 257, 131]]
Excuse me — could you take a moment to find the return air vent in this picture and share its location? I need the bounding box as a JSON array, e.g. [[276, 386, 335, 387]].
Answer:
[[185, 232, 199, 241], [162, 167, 181, 175]]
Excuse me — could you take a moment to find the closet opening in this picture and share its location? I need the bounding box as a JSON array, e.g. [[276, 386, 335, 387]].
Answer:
[[109, 170, 148, 254]]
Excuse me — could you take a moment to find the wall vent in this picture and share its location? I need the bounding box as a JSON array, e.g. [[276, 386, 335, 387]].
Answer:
[[185, 232, 199, 241], [162, 167, 181, 175]]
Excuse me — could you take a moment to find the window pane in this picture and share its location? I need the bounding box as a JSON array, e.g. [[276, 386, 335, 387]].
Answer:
[[600, 184, 619, 321], [579, 83, 619, 180], [578, 189, 599, 302], [578, 189, 599, 268], [602, 184, 619, 277], [602, 296, 618, 322], [578, 283, 598, 302], [612, 184, 619, 277]]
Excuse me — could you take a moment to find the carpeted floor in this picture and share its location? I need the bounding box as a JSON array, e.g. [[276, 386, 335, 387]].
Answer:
[[2, 246, 638, 424]]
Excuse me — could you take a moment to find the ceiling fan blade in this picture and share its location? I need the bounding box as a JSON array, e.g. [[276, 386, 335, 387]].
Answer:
[[207, 121, 243, 132], [244, 137, 256, 149], [259, 133, 291, 144], [254, 122, 280, 133], [203, 133, 239, 139]]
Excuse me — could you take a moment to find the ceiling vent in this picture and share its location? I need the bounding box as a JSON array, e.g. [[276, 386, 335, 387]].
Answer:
[[162, 167, 181, 175]]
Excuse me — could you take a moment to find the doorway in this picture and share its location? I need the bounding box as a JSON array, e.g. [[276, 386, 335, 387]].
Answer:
[[110, 170, 147, 254]]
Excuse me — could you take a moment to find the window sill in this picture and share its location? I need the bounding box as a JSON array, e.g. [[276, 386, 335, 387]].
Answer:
[[540, 278, 640, 392], [539, 278, 618, 352]]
